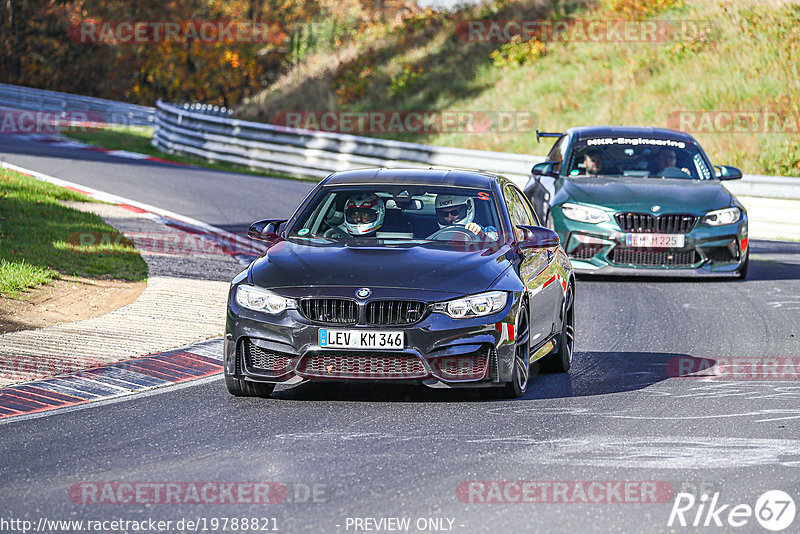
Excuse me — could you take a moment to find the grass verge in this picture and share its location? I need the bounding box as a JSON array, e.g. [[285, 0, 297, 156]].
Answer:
[[0, 168, 148, 298], [63, 126, 317, 182]]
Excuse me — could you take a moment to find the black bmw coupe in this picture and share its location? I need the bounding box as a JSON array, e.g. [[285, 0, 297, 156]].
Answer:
[[224, 168, 574, 398]]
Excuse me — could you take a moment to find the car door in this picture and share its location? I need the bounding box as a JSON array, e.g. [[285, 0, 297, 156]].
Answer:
[[504, 184, 557, 345], [517, 186, 563, 334]]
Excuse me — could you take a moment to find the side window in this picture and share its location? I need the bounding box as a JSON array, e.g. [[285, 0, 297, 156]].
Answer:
[[546, 135, 568, 173], [504, 185, 532, 239], [514, 187, 540, 225]]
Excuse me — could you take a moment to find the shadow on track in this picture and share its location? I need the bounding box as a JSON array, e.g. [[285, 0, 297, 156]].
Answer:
[[264, 352, 713, 403], [271, 381, 487, 402], [524, 351, 711, 400], [747, 240, 800, 282]]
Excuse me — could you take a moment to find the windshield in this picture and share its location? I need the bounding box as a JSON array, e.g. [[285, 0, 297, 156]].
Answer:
[[288, 185, 503, 244], [566, 137, 714, 180]]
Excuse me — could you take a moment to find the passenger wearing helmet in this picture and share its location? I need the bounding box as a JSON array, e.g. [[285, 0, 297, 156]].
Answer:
[[434, 195, 498, 240], [325, 192, 385, 238]]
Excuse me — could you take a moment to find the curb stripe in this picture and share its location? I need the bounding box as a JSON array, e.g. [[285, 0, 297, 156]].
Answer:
[[3, 389, 66, 407], [0, 339, 224, 421], [79, 368, 164, 389], [15, 385, 83, 403]]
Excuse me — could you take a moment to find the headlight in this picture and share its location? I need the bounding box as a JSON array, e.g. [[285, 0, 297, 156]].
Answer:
[[433, 291, 507, 319], [703, 207, 741, 226], [235, 285, 293, 313], [560, 203, 610, 224]]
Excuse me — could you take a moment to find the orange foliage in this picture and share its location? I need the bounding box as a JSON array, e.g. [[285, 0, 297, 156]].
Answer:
[[1, 0, 404, 107]]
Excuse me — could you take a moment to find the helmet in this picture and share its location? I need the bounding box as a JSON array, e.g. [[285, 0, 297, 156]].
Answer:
[[343, 193, 385, 236], [435, 195, 475, 228]]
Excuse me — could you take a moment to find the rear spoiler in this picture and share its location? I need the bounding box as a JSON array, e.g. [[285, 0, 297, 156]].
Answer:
[[536, 130, 563, 143]]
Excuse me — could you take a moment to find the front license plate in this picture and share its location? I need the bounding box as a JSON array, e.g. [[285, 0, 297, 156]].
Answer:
[[318, 329, 404, 350], [626, 233, 685, 248]]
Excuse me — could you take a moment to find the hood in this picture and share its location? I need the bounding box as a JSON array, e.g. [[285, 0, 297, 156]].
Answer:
[[560, 177, 733, 214], [248, 239, 513, 295]]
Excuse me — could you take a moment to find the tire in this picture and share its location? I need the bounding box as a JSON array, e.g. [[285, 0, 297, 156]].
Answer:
[[225, 374, 275, 397], [540, 282, 574, 373], [736, 248, 750, 280], [501, 306, 531, 399]]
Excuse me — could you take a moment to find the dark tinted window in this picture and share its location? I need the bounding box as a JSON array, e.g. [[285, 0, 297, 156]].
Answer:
[[566, 137, 713, 180], [546, 135, 568, 173], [288, 185, 503, 243]]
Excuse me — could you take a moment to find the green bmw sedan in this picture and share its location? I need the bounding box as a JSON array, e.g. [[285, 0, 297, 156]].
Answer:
[[524, 126, 749, 278]]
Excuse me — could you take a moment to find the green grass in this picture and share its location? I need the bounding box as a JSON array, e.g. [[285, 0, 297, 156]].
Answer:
[[63, 126, 317, 182], [238, 0, 800, 177], [0, 168, 148, 298]]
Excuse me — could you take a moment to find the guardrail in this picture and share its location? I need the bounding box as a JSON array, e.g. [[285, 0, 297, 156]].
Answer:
[[152, 100, 541, 186], [2, 84, 795, 200], [722, 175, 800, 201], [152, 100, 799, 199], [0, 83, 155, 126]]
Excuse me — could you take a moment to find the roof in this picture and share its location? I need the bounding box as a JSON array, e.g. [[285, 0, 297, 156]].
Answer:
[[322, 167, 502, 189], [566, 125, 698, 143]]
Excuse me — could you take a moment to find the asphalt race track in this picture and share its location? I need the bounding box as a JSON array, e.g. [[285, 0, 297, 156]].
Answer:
[[2, 136, 800, 532]]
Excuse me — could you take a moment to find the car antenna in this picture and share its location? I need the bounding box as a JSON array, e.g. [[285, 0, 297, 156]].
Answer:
[[536, 130, 563, 143]]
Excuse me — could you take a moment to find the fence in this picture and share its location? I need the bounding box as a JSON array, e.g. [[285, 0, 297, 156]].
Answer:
[[0, 83, 155, 126], [1, 84, 797, 201], [152, 100, 799, 200], [152, 100, 540, 186]]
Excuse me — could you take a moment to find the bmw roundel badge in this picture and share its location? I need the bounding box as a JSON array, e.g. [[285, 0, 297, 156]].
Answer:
[[356, 287, 371, 299]]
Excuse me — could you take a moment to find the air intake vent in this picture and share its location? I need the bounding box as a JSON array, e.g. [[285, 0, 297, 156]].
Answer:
[[609, 247, 700, 267], [299, 299, 358, 324], [240, 339, 292, 376], [366, 300, 427, 325], [431, 350, 489, 381], [297, 352, 427, 379], [615, 213, 697, 234]]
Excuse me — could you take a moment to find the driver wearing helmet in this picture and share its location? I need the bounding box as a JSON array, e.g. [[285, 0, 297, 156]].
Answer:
[[325, 192, 385, 238], [434, 195, 498, 240]]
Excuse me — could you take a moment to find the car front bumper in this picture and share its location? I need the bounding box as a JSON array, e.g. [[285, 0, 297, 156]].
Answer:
[[553, 210, 749, 276], [224, 286, 523, 388]]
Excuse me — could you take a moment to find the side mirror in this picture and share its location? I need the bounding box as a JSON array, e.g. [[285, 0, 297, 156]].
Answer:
[[517, 225, 560, 248], [531, 161, 559, 178], [248, 218, 287, 241], [715, 165, 743, 180]]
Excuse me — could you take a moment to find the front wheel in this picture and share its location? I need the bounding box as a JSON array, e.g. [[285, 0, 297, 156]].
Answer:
[[225, 374, 275, 397], [540, 282, 574, 373], [501, 306, 530, 399], [736, 248, 750, 280]]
